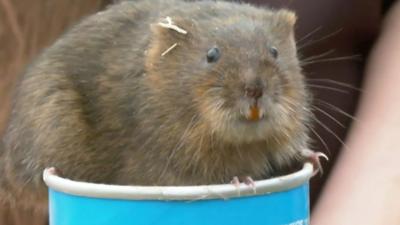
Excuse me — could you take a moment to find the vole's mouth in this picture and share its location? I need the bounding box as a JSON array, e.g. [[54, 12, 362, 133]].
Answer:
[[205, 99, 277, 143], [239, 102, 265, 122], [239, 102, 266, 122], [247, 105, 264, 121]]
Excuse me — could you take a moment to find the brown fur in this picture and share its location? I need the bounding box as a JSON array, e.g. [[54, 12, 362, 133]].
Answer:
[[1, 0, 311, 211]]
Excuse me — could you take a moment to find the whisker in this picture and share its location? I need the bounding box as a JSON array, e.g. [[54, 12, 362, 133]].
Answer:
[[297, 28, 343, 50], [296, 26, 322, 44], [311, 105, 345, 128], [307, 84, 350, 94], [234, 144, 244, 161], [313, 115, 349, 151], [301, 55, 362, 66], [185, 131, 205, 173], [308, 125, 330, 154], [160, 114, 199, 180], [203, 87, 223, 96], [300, 49, 335, 62], [314, 99, 358, 122], [306, 78, 362, 92]]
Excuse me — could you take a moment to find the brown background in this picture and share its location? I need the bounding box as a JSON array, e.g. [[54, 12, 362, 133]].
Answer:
[[0, 1, 112, 224], [0, 0, 387, 224]]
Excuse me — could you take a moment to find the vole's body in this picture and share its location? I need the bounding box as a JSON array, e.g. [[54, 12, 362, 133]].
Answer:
[[1, 0, 311, 207]]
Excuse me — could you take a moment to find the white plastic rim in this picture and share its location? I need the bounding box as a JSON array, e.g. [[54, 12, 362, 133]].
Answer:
[[43, 163, 313, 201]]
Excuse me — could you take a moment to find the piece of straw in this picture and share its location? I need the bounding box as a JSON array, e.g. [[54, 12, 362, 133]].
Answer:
[[158, 16, 188, 34], [161, 43, 178, 56]]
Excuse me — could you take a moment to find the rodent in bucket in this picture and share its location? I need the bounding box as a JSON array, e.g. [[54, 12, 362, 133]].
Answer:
[[1, 0, 326, 211]]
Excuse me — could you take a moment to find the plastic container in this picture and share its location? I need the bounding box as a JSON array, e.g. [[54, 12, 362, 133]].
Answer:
[[43, 163, 313, 225]]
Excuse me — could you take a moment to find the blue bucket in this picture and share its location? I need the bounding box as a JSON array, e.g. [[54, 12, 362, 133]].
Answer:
[[43, 163, 313, 225]]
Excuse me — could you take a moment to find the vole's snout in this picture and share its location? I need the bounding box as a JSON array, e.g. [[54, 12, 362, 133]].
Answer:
[[240, 78, 266, 121], [244, 84, 263, 100], [244, 78, 264, 101]]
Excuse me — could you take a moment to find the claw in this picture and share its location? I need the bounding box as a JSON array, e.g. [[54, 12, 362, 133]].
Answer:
[[244, 176, 256, 194], [230, 176, 241, 196], [230, 176, 257, 194], [243, 176, 255, 187], [230, 176, 241, 188], [47, 167, 58, 175], [301, 149, 329, 176]]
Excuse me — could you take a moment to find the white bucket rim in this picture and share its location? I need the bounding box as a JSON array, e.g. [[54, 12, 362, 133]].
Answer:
[[43, 163, 313, 201]]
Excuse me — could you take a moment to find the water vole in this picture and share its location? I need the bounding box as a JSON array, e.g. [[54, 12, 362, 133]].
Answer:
[[1, 0, 324, 208]]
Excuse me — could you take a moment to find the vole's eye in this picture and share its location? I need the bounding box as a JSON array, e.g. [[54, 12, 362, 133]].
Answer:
[[268, 46, 278, 59], [206, 47, 221, 63]]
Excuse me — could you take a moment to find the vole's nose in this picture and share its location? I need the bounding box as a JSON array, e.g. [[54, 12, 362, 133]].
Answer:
[[245, 85, 263, 99]]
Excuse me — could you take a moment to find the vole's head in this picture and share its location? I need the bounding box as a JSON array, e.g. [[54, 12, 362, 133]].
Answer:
[[145, 1, 310, 145]]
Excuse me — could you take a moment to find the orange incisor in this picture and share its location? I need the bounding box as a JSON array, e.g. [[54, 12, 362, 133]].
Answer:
[[249, 105, 260, 121]]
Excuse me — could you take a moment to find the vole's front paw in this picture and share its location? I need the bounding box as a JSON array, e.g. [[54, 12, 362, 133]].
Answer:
[[46, 167, 63, 177], [301, 149, 329, 176], [230, 176, 256, 194]]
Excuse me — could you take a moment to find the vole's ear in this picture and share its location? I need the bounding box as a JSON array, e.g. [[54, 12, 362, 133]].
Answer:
[[276, 9, 297, 27], [269, 9, 297, 37], [146, 16, 193, 71]]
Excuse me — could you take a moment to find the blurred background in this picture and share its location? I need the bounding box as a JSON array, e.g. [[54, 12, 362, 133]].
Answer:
[[0, 1, 114, 224], [0, 0, 114, 136]]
